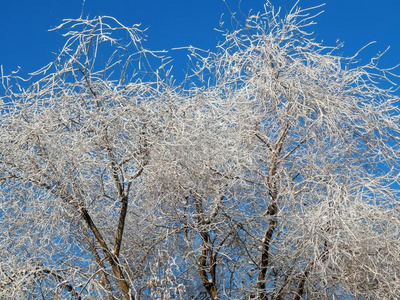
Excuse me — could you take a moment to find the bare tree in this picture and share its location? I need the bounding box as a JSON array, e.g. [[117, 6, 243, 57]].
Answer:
[[1, 2, 399, 299]]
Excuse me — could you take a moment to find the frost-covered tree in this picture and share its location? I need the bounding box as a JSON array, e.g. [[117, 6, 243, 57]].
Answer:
[[0, 2, 399, 299]]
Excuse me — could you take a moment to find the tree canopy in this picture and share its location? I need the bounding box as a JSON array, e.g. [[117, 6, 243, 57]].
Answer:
[[0, 3, 399, 299]]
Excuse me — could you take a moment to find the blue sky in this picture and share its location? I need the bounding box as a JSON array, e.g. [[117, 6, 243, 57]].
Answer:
[[0, 0, 399, 85]]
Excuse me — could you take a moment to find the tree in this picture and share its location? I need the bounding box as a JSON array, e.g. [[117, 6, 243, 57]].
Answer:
[[0, 3, 399, 299]]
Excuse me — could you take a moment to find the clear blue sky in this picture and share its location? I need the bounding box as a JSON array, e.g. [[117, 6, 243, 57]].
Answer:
[[0, 0, 399, 85]]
